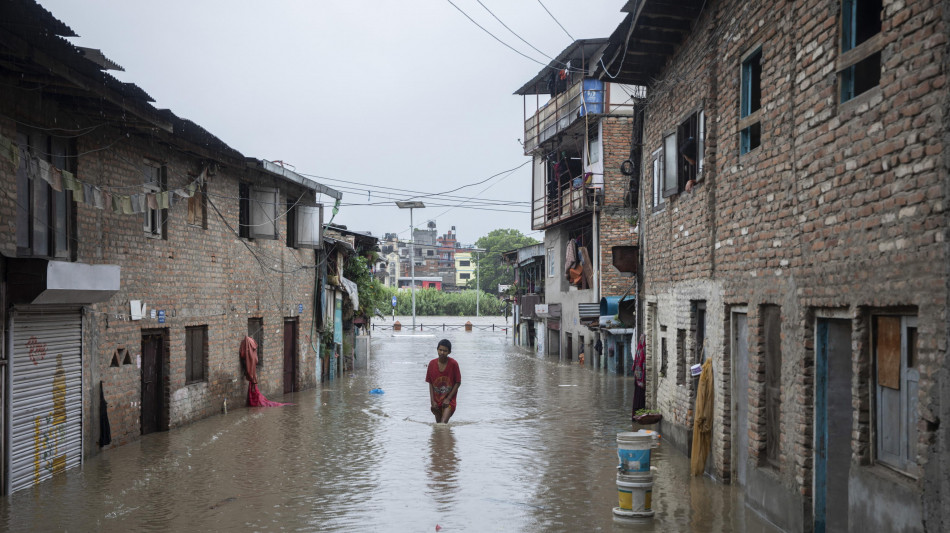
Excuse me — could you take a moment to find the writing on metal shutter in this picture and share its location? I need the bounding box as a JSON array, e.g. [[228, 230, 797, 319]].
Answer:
[[10, 311, 82, 493]]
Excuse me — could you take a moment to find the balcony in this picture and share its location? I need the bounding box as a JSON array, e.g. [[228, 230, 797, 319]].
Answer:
[[531, 178, 599, 231], [524, 79, 604, 154]]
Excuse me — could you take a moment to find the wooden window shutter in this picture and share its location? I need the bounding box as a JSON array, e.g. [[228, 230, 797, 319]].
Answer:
[[876, 316, 901, 389]]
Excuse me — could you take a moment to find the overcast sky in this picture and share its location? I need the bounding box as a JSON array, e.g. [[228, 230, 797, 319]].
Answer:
[[38, 0, 626, 246]]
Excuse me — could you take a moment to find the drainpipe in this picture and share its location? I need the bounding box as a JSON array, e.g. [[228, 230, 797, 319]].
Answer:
[[593, 192, 600, 302]]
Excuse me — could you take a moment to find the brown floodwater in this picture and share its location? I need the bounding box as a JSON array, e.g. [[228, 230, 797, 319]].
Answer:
[[0, 317, 781, 532]]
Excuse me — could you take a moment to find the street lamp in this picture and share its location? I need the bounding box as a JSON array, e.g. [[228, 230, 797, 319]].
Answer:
[[396, 201, 425, 332], [471, 248, 486, 317]]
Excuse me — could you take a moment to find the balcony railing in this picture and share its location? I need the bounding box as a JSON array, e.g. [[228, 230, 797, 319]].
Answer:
[[531, 179, 600, 230], [524, 79, 604, 154]]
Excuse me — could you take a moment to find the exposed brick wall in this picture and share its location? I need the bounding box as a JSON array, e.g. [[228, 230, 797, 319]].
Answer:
[[638, 0, 948, 528], [0, 102, 321, 451]]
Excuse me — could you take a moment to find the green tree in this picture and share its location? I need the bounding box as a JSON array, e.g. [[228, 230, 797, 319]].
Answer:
[[467, 229, 538, 295], [343, 254, 386, 318]]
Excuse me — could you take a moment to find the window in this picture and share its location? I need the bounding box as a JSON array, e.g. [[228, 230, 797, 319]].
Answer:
[[185, 326, 207, 384], [660, 336, 668, 378], [676, 329, 687, 385], [661, 110, 705, 198], [239, 183, 278, 239], [762, 305, 782, 467], [460, 273, 471, 280], [587, 126, 601, 165], [459, 260, 471, 267], [547, 247, 555, 277], [16, 130, 74, 258], [248, 318, 263, 369], [143, 161, 167, 239], [839, 0, 883, 103], [651, 148, 665, 211], [427, 249, 434, 256], [287, 201, 323, 249], [874, 315, 918, 473], [740, 48, 763, 155], [187, 180, 207, 228]]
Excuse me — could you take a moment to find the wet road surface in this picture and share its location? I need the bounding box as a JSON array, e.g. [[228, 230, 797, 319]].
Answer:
[[0, 317, 782, 532]]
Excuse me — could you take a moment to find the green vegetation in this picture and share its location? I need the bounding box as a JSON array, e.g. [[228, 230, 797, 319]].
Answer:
[[466, 228, 539, 295], [380, 286, 505, 316], [344, 253, 387, 318]]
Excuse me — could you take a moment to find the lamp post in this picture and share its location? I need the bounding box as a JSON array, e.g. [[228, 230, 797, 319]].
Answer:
[[396, 201, 425, 332], [472, 248, 486, 317]]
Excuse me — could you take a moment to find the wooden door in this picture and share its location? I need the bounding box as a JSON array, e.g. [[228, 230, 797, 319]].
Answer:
[[283, 319, 298, 394], [141, 334, 164, 435]]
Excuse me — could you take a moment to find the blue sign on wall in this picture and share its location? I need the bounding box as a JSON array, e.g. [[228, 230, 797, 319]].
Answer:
[[298, 303, 304, 313], [157, 310, 166, 324]]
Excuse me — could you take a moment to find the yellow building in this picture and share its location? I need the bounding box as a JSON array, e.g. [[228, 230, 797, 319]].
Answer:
[[455, 252, 475, 287]]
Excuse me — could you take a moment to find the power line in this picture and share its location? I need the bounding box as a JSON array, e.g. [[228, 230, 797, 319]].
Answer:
[[444, 0, 575, 71], [475, 0, 560, 65], [536, 0, 574, 42]]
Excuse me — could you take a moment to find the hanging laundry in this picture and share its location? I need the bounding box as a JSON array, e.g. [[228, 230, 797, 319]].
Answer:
[[147, 193, 158, 210], [83, 183, 94, 206], [120, 195, 133, 215], [93, 187, 104, 210]]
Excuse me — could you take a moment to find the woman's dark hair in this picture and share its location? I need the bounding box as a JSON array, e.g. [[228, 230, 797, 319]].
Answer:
[[438, 339, 452, 352]]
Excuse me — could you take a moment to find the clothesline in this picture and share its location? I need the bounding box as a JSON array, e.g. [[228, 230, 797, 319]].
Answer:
[[0, 133, 204, 216]]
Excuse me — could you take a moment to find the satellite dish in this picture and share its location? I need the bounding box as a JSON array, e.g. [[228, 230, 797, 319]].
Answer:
[[427, 220, 436, 229]]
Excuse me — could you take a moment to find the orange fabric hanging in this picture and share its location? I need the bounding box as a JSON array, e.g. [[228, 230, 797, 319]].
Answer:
[[690, 358, 713, 476]]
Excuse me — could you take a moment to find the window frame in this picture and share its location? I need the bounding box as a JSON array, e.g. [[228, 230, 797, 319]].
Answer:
[[16, 130, 75, 259], [187, 179, 207, 229], [143, 160, 167, 239], [837, 0, 883, 104], [459, 273, 471, 280], [740, 47, 763, 155], [185, 325, 208, 384], [873, 314, 918, 474], [660, 109, 706, 199], [651, 148, 665, 211], [240, 184, 279, 240], [287, 201, 323, 249]]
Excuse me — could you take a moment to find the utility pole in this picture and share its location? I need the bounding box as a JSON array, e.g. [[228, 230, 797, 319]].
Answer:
[[396, 201, 425, 331]]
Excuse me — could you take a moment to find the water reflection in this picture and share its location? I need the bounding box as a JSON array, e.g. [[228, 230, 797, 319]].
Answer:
[[0, 316, 782, 532], [426, 425, 459, 510]]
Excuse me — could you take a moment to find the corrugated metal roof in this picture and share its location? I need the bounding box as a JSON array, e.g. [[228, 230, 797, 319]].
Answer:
[[77, 47, 123, 71], [514, 39, 609, 96]]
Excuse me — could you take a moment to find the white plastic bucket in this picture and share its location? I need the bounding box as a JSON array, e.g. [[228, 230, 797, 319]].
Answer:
[[617, 430, 658, 473], [616, 472, 654, 512]]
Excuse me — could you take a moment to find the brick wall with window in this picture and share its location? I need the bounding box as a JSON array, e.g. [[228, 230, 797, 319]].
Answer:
[[637, 0, 947, 529]]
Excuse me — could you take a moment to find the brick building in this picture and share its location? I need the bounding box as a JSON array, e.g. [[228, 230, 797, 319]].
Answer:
[[0, 1, 342, 494], [596, 0, 950, 531], [515, 39, 643, 367]]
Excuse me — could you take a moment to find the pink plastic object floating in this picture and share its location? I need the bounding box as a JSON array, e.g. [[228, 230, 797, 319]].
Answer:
[[435, 525, 442, 531]]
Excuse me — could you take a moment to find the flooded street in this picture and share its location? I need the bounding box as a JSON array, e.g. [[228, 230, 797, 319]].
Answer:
[[0, 317, 780, 532]]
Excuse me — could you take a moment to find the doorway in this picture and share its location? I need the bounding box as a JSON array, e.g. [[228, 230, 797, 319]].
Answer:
[[141, 332, 166, 435], [814, 318, 852, 533], [565, 333, 573, 362], [283, 318, 298, 394], [731, 310, 749, 486]]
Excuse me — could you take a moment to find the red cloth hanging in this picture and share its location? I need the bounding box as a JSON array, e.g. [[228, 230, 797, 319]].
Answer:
[[247, 382, 292, 407], [240, 336, 292, 407]]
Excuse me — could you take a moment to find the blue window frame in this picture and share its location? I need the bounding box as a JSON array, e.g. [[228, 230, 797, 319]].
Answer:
[[740, 48, 762, 155], [839, 0, 883, 103]]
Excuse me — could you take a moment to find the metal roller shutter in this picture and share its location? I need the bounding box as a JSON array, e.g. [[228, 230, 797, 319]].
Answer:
[[9, 310, 83, 493]]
